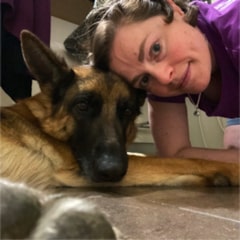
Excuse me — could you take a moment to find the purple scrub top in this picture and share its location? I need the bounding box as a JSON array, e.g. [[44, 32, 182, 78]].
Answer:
[[148, 0, 240, 118]]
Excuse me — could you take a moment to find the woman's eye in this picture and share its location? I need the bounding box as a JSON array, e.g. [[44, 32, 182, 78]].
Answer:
[[151, 42, 161, 56], [139, 74, 149, 89]]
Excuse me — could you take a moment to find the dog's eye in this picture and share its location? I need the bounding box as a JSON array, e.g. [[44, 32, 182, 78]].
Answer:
[[75, 101, 88, 112], [123, 108, 133, 117], [118, 100, 136, 120], [70, 92, 103, 119]]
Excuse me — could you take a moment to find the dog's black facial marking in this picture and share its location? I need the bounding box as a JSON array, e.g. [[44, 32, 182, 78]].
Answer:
[[68, 94, 131, 182]]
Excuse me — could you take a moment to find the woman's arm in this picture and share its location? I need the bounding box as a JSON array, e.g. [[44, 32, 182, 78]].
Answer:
[[148, 99, 239, 163]]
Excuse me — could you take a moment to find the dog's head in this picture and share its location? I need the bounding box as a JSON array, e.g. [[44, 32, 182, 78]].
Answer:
[[21, 30, 146, 183]]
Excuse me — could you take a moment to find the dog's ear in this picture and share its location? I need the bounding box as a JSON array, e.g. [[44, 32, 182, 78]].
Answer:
[[136, 89, 146, 107], [20, 30, 74, 95]]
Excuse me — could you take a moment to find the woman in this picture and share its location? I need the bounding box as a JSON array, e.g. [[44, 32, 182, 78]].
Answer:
[[92, 0, 239, 162]]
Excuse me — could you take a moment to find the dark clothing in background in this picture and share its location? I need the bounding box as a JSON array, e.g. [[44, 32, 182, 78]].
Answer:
[[1, 0, 51, 101]]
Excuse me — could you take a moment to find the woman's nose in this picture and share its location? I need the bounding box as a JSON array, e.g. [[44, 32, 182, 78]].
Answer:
[[147, 62, 173, 85]]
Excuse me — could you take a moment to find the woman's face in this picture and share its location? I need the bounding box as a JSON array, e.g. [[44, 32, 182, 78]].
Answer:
[[110, 1, 213, 97]]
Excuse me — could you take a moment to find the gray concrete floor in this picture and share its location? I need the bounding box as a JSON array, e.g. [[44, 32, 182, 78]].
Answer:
[[56, 187, 240, 240]]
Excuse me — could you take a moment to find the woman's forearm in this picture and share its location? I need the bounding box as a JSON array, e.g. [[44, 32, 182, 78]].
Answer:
[[175, 147, 239, 163]]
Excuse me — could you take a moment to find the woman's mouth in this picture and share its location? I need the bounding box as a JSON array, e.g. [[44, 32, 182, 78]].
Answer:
[[179, 63, 191, 89]]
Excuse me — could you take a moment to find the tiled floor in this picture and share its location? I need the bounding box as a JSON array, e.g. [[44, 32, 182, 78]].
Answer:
[[56, 187, 240, 240]]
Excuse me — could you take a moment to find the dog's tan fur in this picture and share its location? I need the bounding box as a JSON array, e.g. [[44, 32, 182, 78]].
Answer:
[[0, 30, 239, 190]]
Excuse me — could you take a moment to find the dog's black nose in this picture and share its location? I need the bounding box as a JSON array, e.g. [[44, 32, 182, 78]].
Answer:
[[94, 156, 127, 182]]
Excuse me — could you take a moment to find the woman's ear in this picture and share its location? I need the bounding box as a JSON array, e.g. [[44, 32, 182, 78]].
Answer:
[[167, 0, 185, 16]]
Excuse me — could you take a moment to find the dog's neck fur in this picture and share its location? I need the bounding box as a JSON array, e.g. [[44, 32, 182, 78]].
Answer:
[[4, 99, 40, 125]]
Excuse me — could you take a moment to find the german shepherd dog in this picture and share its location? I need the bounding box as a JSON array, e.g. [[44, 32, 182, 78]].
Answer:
[[0, 30, 239, 240], [0, 30, 239, 190]]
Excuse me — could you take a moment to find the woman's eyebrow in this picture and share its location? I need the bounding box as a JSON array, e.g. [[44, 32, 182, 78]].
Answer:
[[138, 37, 147, 62]]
